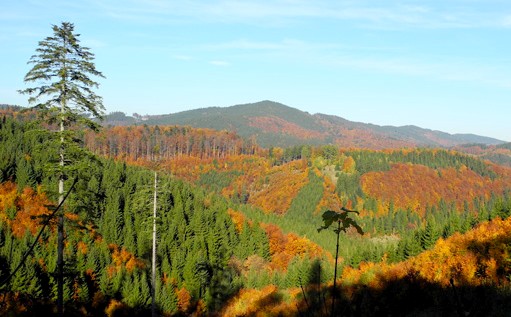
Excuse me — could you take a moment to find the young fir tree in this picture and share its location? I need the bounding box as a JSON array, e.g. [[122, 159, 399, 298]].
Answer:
[[19, 22, 105, 315]]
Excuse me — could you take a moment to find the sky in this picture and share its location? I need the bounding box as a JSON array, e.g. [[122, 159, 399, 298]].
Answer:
[[1, 0, 510, 141]]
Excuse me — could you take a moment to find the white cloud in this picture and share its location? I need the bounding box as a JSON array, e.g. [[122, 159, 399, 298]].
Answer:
[[7, 0, 511, 30], [83, 0, 511, 29]]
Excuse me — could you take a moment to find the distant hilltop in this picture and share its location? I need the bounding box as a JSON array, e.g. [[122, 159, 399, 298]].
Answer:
[[104, 100, 506, 149]]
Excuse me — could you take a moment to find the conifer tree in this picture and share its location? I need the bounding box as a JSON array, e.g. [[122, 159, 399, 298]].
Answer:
[[420, 220, 439, 250], [19, 21, 104, 315]]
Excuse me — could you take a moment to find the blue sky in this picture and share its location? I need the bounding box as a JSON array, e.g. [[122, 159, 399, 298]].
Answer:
[[1, 0, 510, 141]]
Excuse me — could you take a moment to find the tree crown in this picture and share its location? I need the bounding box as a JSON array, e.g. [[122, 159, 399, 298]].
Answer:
[[19, 21, 105, 130]]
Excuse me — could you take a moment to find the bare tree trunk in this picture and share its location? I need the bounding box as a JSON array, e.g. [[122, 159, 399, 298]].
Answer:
[[152, 171, 157, 317], [57, 103, 65, 316]]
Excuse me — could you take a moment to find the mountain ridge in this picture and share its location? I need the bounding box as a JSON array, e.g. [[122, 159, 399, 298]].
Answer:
[[107, 100, 504, 148]]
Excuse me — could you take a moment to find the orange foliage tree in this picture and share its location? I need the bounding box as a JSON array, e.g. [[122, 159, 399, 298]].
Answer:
[[261, 223, 325, 271], [107, 244, 145, 276], [220, 285, 295, 317], [0, 182, 52, 238]]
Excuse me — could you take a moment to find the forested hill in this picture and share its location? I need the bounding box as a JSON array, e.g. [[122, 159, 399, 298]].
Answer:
[[2, 101, 505, 149], [2, 115, 511, 315], [104, 100, 505, 148]]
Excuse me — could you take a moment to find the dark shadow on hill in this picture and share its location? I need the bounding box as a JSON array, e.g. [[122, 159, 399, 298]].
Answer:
[[3, 263, 511, 316], [291, 232, 511, 317], [293, 269, 511, 317]]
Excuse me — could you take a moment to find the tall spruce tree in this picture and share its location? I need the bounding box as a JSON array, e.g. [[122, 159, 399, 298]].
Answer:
[[19, 22, 104, 315]]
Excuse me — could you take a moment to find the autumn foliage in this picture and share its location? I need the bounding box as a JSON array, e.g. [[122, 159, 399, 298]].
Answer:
[[342, 216, 511, 288], [262, 223, 325, 270], [361, 162, 511, 216], [221, 285, 296, 317], [227, 208, 247, 232], [247, 161, 309, 215], [221, 215, 511, 316], [108, 244, 145, 274], [249, 116, 326, 140], [84, 125, 259, 163], [0, 182, 51, 238]]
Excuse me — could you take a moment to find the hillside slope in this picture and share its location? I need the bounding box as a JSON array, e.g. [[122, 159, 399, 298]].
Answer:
[[108, 100, 504, 148]]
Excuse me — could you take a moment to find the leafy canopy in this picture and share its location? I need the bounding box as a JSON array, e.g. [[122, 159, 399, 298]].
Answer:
[[318, 207, 364, 235]]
